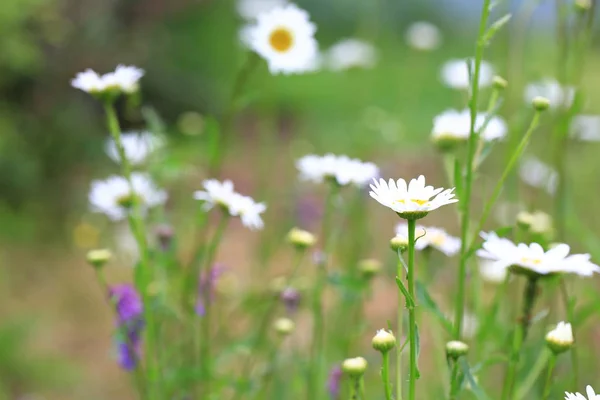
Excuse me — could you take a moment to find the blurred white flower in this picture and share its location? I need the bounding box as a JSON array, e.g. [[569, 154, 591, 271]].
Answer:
[[546, 321, 573, 347], [570, 115, 600, 142], [478, 257, 508, 283], [296, 154, 379, 187], [193, 179, 266, 230], [105, 131, 164, 166], [440, 59, 494, 90], [565, 385, 600, 400], [89, 173, 167, 221], [524, 79, 575, 109], [395, 223, 460, 256], [405, 21, 441, 51], [519, 156, 557, 195], [247, 4, 318, 74], [325, 39, 377, 71], [462, 312, 479, 339], [72, 65, 144, 95], [432, 109, 507, 143], [237, 0, 287, 20], [477, 232, 600, 277], [369, 175, 458, 219]]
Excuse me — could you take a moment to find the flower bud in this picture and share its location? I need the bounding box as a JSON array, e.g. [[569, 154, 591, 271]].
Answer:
[[280, 287, 301, 314], [273, 317, 295, 336], [493, 76, 508, 90], [359, 259, 382, 280], [390, 235, 409, 253], [86, 249, 112, 269], [286, 227, 317, 250], [532, 96, 550, 112], [372, 329, 396, 353], [341, 357, 368, 377], [545, 321, 573, 354], [446, 340, 469, 360], [154, 224, 174, 251]]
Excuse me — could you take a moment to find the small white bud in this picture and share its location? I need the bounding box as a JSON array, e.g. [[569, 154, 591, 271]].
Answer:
[[273, 317, 295, 336], [545, 321, 573, 354], [390, 235, 409, 253], [359, 259, 382, 279], [446, 340, 469, 359], [532, 96, 550, 111], [341, 357, 368, 377], [86, 249, 112, 269], [286, 228, 317, 250], [372, 329, 396, 353], [493, 75, 508, 90]]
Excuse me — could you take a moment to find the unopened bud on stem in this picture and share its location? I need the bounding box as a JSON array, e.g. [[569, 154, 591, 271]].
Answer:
[[87, 249, 112, 269], [446, 340, 469, 360], [532, 96, 550, 112], [372, 329, 396, 353], [342, 357, 368, 377]]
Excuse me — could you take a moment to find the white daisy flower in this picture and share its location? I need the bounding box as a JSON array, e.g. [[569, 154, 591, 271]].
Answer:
[[432, 109, 507, 148], [565, 385, 600, 400], [405, 21, 441, 51], [247, 4, 318, 74], [89, 173, 167, 221], [478, 257, 508, 283], [193, 179, 267, 230], [237, 0, 287, 20], [477, 232, 600, 277], [105, 131, 164, 166], [72, 65, 144, 95], [519, 156, 558, 195], [395, 223, 460, 256], [369, 175, 458, 219], [229, 194, 267, 230], [571, 115, 600, 142], [296, 154, 379, 187], [440, 59, 494, 90], [325, 39, 377, 71], [524, 79, 575, 109]]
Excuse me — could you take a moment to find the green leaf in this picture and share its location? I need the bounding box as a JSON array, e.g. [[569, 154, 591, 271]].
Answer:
[[416, 281, 453, 334], [395, 277, 415, 309], [415, 323, 421, 379], [460, 358, 492, 400], [481, 14, 512, 46]]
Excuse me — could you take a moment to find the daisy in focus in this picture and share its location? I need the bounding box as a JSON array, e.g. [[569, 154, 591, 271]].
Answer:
[[194, 179, 266, 230], [72, 65, 144, 96], [296, 154, 379, 187], [369, 175, 458, 219], [246, 4, 318, 74], [440, 59, 494, 90], [325, 39, 377, 71], [395, 223, 461, 256], [524, 79, 575, 109], [405, 21, 441, 51], [89, 173, 168, 221], [477, 232, 600, 277], [105, 131, 165, 166], [565, 385, 600, 400], [432, 109, 507, 150], [570, 115, 600, 142]]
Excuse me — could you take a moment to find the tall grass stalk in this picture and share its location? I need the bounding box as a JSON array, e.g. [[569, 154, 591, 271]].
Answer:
[[396, 255, 404, 400], [104, 102, 159, 399], [406, 218, 418, 400]]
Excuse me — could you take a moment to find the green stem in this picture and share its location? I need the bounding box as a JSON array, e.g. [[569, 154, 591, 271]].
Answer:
[[407, 218, 418, 400], [448, 360, 460, 400], [396, 257, 404, 400], [198, 213, 230, 398], [541, 354, 557, 400], [104, 102, 158, 398], [309, 184, 338, 400], [466, 111, 542, 255], [514, 350, 550, 400], [382, 351, 392, 400], [349, 378, 358, 400], [454, 0, 493, 340], [502, 276, 539, 400], [559, 279, 579, 388]]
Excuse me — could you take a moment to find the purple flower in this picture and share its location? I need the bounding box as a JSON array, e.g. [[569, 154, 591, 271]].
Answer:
[[109, 284, 143, 324], [280, 287, 301, 315], [327, 365, 343, 399], [195, 265, 226, 316], [117, 340, 141, 370]]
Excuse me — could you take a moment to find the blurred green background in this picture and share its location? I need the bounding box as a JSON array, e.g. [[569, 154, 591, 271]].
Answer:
[[2, 0, 600, 398]]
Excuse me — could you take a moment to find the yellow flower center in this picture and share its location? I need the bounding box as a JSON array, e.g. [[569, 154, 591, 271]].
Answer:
[[520, 257, 542, 265], [116, 193, 142, 209], [395, 199, 429, 206], [269, 27, 294, 53]]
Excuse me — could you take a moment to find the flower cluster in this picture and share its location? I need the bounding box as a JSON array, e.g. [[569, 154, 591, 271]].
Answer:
[[194, 179, 266, 230], [296, 154, 379, 187], [71, 65, 144, 97], [109, 284, 144, 370], [477, 232, 600, 277]]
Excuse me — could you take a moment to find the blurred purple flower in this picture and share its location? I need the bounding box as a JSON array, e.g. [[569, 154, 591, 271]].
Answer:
[[109, 284, 143, 324], [327, 365, 343, 399], [117, 339, 141, 370], [280, 287, 301, 314], [195, 264, 226, 316]]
